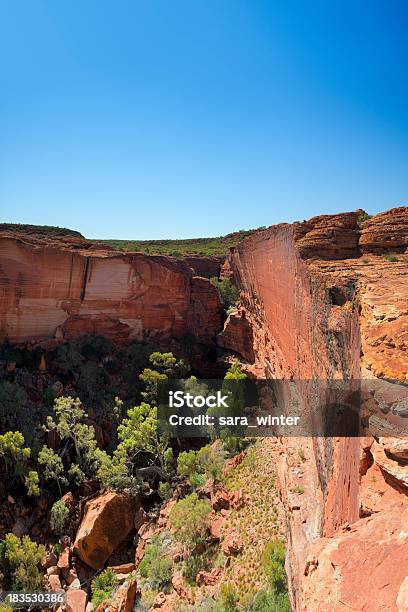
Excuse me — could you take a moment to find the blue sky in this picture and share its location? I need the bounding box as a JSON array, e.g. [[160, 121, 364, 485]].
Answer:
[[1, 1, 407, 239]]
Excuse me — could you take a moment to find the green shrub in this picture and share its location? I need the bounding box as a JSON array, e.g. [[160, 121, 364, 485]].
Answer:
[[158, 481, 172, 500], [177, 445, 225, 486], [38, 445, 67, 495], [0, 431, 30, 479], [169, 493, 211, 549], [91, 568, 118, 608], [0, 534, 45, 591], [251, 589, 290, 611], [50, 500, 69, 536], [78, 335, 112, 360], [25, 471, 40, 496], [219, 581, 239, 611], [262, 539, 287, 595], [139, 537, 172, 590], [196, 444, 225, 482], [177, 450, 199, 480], [210, 278, 239, 310]]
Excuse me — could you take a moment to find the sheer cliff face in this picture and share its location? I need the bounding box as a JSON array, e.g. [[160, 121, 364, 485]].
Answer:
[[0, 235, 222, 345], [220, 207, 408, 611]]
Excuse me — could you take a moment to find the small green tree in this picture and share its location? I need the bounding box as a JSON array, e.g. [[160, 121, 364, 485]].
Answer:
[[177, 445, 225, 486], [50, 500, 70, 536], [46, 396, 99, 478], [25, 471, 40, 497], [117, 402, 170, 479], [37, 446, 67, 495], [95, 447, 136, 491], [0, 534, 45, 591], [0, 431, 30, 478], [140, 352, 189, 403], [0, 382, 27, 429], [149, 352, 189, 377], [208, 362, 247, 438], [177, 450, 199, 480], [169, 493, 211, 549], [197, 444, 225, 482]]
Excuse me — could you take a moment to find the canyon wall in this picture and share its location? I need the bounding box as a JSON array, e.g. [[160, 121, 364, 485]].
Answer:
[[0, 234, 223, 346], [219, 207, 408, 611]]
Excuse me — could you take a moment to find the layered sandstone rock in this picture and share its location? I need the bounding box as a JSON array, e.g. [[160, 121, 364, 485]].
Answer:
[[220, 206, 408, 611], [360, 206, 408, 253], [0, 234, 222, 345], [293, 210, 363, 260]]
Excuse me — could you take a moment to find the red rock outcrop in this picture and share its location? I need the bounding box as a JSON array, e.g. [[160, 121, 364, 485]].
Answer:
[[217, 308, 254, 362], [360, 206, 408, 253], [0, 233, 222, 345], [74, 491, 134, 570], [293, 209, 363, 260], [220, 206, 408, 611]]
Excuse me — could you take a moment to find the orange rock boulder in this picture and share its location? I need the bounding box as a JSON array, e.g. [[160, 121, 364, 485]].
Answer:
[[74, 491, 134, 570]]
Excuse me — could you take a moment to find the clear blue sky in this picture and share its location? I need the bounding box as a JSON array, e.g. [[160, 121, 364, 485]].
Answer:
[[1, 1, 407, 239]]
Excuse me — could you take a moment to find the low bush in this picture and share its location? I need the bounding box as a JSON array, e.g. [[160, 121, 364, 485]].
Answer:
[[210, 278, 239, 309], [139, 537, 172, 590], [219, 581, 239, 611], [50, 500, 69, 536], [169, 493, 211, 549], [91, 568, 118, 608], [0, 534, 45, 591]]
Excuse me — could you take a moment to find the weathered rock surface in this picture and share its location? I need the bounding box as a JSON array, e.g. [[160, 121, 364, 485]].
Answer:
[[74, 491, 134, 570], [223, 206, 408, 611], [103, 578, 139, 612], [301, 506, 408, 612], [217, 308, 254, 362], [293, 210, 363, 260], [0, 234, 222, 345], [360, 206, 408, 253], [221, 529, 243, 556]]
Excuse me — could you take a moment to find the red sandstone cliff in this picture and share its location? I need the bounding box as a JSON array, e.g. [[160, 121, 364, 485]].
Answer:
[[0, 233, 223, 346], [219, 206, 408, 611]]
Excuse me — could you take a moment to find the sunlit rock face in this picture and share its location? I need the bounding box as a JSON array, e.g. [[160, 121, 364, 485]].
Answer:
[[0, 234, 223, 345], [220, 206, 408, 611]]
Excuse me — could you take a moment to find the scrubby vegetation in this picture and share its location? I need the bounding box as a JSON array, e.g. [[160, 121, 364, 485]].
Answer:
[[139, 535, 172, 590], [91, 568, 118, 608], [169, 493, 212, 549], [0, 223, 84, 239], [50, 500, 69, 536], [0, 534, 45, 591], [210, 277, 240, 311], [0, 335, 289, 609], [92, 228, 263, 256]]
